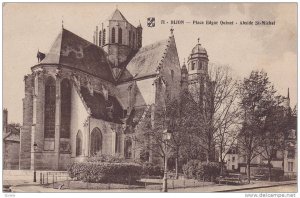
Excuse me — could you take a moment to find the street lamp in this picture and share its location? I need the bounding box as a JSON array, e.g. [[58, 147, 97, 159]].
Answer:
[[162, 129, 172, 192], [33, 142, 38, 182]]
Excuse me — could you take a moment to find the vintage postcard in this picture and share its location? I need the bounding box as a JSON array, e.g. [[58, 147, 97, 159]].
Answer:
[[2, 2, 297, 196]]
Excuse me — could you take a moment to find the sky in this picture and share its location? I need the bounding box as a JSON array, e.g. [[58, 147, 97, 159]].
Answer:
[[3, 3, 297, 123]]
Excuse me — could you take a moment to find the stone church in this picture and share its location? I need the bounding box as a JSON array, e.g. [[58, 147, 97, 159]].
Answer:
[[20, 9, 212, 170]]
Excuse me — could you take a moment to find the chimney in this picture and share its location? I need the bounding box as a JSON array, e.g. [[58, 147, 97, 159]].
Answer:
[[37, 50, 45, 63]]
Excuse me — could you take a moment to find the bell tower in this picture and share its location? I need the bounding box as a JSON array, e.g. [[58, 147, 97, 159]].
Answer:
[[93, 8, 143, 79], [187, 38, 211, 107]]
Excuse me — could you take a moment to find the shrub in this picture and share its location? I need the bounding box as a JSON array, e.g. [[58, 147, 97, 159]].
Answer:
[[201, 162, 220, 181], [183, 160, 220, 181], [252, 167, 284, 181], [68, 161, 142, 184], [141, 162, 163, 177], [87, 153, 126, 163], [182, 160, 200, 179]]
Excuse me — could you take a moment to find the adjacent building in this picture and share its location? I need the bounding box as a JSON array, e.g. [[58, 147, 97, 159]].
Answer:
[[3, 109, 20, 170]]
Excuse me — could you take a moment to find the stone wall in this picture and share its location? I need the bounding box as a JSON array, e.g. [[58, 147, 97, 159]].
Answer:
[[20, 74, 34, 169], [70, 83, 89, 158], [3, 141, 20, 170]]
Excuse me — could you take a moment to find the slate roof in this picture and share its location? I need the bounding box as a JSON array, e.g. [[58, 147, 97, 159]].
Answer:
[[38, 28, 115, 83], [108, 9, 128, 21], [79, 86, 123, 123], [118, 38, 169, 82], [37, 27, 172, 85]]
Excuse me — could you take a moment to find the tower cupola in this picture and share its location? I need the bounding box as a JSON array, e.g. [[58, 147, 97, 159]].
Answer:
[[187, 38, 209, 81]]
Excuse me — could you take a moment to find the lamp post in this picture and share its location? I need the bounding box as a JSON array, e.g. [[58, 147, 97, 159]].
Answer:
[[33, 142, 38, 182], [162, 129, 172, 192]]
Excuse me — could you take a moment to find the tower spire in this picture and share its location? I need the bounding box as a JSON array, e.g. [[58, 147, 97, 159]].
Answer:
[[288, 88, 290, 99]]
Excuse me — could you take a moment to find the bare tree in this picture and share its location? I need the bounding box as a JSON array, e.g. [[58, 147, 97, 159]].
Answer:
[[259, 100, 289, 181], [187, 64, 238, 162], [134, 104, 170, 165], [237, 70, 278, 183]]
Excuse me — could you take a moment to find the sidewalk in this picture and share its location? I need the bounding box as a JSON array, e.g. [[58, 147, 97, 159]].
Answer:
[[169, 180, 297, 192], [9, 180, 297, 193]]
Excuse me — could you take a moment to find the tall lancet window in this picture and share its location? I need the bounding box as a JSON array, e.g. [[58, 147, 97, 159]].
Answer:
[[118, 28, 122, 44], [60, 79, 71, 138], [111, 27, 116, 43], [76, 130, 83, 156], [99, 31, 102, 46], [44, 76, 56, 138], [90, 127, 102, 156], [124, 138, 132, 159], [103, 29, 106, 45]]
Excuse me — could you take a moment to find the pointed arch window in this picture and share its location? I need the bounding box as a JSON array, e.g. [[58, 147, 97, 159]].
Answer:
[[44, 76, 56, 138], [118, 28, 122, 44], [90, 128, 102, 156], [111, 27, 115, 44], [76, 130, 83, 156], [124, 138, 132, 159]]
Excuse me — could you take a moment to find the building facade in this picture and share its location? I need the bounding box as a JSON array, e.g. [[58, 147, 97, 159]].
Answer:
[[3, 109, 20, 170]]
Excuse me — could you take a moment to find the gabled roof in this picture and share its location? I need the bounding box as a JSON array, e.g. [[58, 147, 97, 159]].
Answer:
[[109, 8, 128, 21], [118, 38, 170, 82], [38, 28, 115, 83]]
